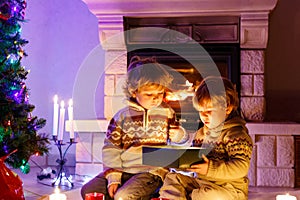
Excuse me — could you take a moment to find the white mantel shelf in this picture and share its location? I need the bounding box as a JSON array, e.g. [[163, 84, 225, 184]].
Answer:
[[247, 122, 300, 135], [82, 0, 278, 16], [65, 120, 109, 133]]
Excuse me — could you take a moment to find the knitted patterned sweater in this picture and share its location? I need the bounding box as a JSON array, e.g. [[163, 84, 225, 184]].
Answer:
[[102, 99, 188, 186], [192, 114, 253, 197]]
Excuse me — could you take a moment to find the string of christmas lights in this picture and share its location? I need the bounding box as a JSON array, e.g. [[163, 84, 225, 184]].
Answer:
[[0, 0, 49, 174]]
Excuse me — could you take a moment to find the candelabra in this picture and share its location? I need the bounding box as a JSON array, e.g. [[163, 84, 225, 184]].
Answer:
[[52, 136, 76, 188]]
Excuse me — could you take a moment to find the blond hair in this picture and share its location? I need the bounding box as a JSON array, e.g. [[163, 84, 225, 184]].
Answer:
[[123, 56, 173, 99], [193, 76, 239, 112]]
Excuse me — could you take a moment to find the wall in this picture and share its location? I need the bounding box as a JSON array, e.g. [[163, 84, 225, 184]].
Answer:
[[21, 0, 104, 166], [266, 0, 300, 122]]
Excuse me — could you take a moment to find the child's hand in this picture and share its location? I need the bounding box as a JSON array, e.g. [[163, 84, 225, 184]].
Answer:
[[186, 154, 209, 175], [168, 126, 186, 143], [108, 183, 119, 198]]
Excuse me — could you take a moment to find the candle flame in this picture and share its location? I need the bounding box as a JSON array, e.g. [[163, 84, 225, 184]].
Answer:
[[53, 95, 58, 103], [60, 100, 65, 108], [68, 99, 73, 107]]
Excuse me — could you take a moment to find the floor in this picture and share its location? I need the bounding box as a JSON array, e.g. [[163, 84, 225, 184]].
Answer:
[[15, 166, 86, 200], [14, 167, 300, 200]]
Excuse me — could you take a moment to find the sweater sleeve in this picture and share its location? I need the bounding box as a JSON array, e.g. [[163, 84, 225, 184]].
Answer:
[[167, 107, 190, 145], [206, 127, 253, 180], [206, 155, 250, 180], [102, 116, 124, 185]]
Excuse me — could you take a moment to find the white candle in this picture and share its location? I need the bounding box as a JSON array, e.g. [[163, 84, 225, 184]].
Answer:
[[276, 194, 297, 200], [52, 95, 59, 137], [58, 100, 65, 141], [68, 99, 74, 140], [49, 188, 67, 200]]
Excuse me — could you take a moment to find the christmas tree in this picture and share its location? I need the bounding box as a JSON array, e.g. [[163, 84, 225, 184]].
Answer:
[[0, 0, 49, 173]]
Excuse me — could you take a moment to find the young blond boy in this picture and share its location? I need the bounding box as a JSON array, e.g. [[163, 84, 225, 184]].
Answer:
[[159, 76, 253, 200], [81, 57, 188, 200]]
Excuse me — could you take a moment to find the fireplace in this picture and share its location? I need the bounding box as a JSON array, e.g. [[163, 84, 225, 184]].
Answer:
[[124, 16, 241, 129], [127, 45, 240, 130], [124, 16, 241, 85], [126, 45, 240, 89], [74, 0, 300, 189]]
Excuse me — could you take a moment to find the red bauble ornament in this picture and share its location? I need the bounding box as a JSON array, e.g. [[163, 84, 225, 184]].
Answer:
[[0, 2, 12, 21], [0, 155, 25, 200]]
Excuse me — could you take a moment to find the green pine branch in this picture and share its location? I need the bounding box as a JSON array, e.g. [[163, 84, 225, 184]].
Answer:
[[0, 0, 50, 173]]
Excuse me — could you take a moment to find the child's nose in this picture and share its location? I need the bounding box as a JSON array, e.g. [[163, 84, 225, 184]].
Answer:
[[153, 95, 159, 100]]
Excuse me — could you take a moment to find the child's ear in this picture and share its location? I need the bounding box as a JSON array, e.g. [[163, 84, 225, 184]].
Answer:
[[226, 105, 234, 115]]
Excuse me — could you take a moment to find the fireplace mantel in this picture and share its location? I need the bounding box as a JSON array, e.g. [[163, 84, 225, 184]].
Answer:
[[82, 0, 278, 50], [82, 0, 278, 16], [80, 0, 279, 121]]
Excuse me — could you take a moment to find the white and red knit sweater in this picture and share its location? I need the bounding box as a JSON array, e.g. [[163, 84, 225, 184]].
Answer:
[[102, 99, 188, 186]]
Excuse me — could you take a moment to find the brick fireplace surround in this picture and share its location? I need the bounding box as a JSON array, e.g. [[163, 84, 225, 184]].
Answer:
[[66, 0, 300, 188]]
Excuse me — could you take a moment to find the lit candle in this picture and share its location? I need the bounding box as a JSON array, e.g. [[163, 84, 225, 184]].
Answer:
[[53, 95, 59, 138], [49, 188, 67, 200], [68, 99, 74, 140], [58, 100, 65, 141], [85, 192, 104, 200], [276, 194, 297, 200]]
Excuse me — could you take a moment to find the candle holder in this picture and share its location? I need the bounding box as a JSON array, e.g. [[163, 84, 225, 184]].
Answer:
[[51, 136, 76, 188]]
